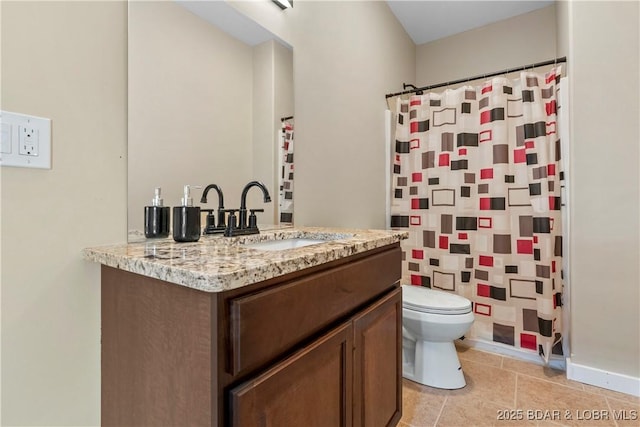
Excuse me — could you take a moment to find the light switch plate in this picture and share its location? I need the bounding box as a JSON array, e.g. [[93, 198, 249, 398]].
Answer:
[[0, 110, 52, 169]]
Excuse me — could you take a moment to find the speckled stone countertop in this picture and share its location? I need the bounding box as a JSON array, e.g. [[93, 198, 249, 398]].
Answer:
[[83, 227, 408, 293]]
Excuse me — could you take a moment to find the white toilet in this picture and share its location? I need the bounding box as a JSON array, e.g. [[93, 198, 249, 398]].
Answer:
[[402, 284, 475, 389]]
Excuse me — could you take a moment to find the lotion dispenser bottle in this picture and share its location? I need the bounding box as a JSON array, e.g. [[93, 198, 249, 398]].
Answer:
[[144, 187, 170, 238], [173, 185, 201, 242]]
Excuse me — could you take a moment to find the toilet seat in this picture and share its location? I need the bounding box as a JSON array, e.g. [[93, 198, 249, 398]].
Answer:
[[402, 285, 472, 315]]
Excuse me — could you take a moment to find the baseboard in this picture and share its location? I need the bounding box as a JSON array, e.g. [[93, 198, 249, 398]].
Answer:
[[566, 358, 640, 397], [457, 337, 566, 371]]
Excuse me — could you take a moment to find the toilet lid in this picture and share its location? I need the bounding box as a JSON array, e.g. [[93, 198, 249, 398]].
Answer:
[[402, 285, 472, 315]]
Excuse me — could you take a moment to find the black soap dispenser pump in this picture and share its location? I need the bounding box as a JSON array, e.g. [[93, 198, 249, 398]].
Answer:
[[173, 185, 201, 242], [144, 187, 170, 238]]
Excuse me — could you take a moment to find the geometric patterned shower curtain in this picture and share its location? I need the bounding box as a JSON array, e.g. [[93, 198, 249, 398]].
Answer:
[[279, 119, 294, 224], [391, 67, 565, 362]]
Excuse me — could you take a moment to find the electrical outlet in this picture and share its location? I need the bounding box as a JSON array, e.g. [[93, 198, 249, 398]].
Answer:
[[19, 125, 39, 156], [0, 111, 51, 169]]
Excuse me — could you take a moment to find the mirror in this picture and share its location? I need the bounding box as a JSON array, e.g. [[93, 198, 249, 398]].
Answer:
[[127, 0, 293, 240]]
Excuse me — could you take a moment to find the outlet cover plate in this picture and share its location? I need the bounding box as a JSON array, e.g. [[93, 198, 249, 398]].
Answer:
[[0, 110, 51, 169]]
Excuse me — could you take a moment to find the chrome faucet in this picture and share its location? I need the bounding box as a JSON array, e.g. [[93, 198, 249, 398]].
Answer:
[[239, 181, 271, 230], [200, 184, 226, 234]]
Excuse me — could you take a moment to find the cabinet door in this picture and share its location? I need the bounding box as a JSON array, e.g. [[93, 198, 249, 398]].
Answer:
[[353, 288, 402, 427], [230, 322, 353, 427]]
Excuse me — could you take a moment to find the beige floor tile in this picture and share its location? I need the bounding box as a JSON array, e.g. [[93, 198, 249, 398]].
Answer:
[[605, 397, 640, 427], [535, 421, 568, 427], [502, 357, 584, 390], [456, 344, 504, 368], [582, 383, 640, 406], [452, 359, 518, 407], [516, 375, 614, 427], [437, 395, 536, 427], [401, 379, 447, 427]]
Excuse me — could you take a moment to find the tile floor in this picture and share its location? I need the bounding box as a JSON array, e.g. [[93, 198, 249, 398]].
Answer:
[[400, 345, 640, 427]]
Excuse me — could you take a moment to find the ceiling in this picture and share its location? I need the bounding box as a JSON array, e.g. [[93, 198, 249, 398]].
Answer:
[[176, 1, 284, 46], [386, 1, 555, 45], [177, 0, 555, 47]]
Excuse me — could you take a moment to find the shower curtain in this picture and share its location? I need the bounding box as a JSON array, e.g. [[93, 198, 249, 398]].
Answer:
[[391, 68, 565, 362], [279, 119, 294, 224]]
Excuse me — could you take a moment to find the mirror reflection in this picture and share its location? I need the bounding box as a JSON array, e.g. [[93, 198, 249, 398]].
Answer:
[[127, 0, 293, 239]]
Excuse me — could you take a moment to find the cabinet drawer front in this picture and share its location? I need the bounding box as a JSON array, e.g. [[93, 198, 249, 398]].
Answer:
[[229, 322, 353, 427], [228, 245, 400, 376]]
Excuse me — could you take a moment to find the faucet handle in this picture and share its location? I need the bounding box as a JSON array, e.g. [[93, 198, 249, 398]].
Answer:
[[248, 209, 264, 229], [222, 209, 238, 237]]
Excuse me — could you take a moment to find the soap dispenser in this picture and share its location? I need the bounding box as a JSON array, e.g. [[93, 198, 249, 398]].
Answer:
[[144, 187, 170, 238], [173, 185, 201, 242]]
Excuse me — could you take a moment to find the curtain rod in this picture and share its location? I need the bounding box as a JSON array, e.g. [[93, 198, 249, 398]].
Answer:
[[385, 56, 567, 99], [281, 115, 294, 122]]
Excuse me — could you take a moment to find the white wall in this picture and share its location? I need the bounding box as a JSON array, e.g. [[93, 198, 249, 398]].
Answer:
[[128, 1, 253, 231], [252, 41, 278, 222], [252, 40, 293, 224], [564, 0, 639, 380], [1, 1, 127, 425], [416, 5, 557, 87], [292, 1, 415, 228]]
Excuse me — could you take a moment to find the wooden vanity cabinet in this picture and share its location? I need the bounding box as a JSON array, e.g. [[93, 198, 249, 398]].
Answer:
[[229, 288, 402, 427], [101, 243, 402, 427]]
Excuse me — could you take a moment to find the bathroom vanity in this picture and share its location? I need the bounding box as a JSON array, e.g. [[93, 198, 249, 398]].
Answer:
[[83, 227, 407, 427]]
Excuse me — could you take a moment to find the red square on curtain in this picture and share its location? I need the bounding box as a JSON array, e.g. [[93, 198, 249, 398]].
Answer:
[[480, 168, 494, 179], [439, 236, 449, 250], [412, 249, 424, 260], [552, 260, 556, 273], [525, 141, 535, 149], [479, 255, 494, 267], [411, 199, 420, 209], [514, 149, 526, 163], [412, 173, 423, 182], [478, 217, 493, 228], [480, 111, 491, 124], [521, 333, 537, 350], [517, 240, 534, 254], [410, 99, 421, 106], [477, 283, 491, 297], [474, 303, 492, 316], [481, 84, 493, 94], [479, 198, 491, 210], [546, 121, 557, 135], [410, 275, 422, 285], [396, 154, 400, 161], [480, 130, 492, 143], [533, 235, 539, 244], [284, 142, 289, 150], [439, 153, 450, 166], [545, 71, 556, 84], [410, 139, 421, 150], [546, 100, 557, 116], [410, 216, 421, 226], [410, 122, 418, 133], [459, 148, 467, 156], [458, 233, 468, 240], [547, 164, 556, 176]]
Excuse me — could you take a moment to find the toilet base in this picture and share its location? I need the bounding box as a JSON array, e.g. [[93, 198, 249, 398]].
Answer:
[[403, 340, 466, 389]]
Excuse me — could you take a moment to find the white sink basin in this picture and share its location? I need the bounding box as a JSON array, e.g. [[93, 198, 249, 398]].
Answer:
[[243, 238, 328, 251]]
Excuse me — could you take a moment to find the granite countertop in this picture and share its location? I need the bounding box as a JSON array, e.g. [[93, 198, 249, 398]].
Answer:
[[83, 227, 408, 293]]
